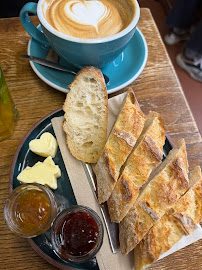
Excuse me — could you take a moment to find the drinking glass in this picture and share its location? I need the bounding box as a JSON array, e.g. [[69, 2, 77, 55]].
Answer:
[[0, 66, 19, 141]]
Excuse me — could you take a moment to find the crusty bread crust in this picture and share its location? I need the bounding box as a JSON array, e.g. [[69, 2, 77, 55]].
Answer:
[[134, 166, 202, 270], [119, 139, 189, 255], [63, 66, 108, 163], [94, 88, 147, 203], [107, 111, 165, 223], [68, 66, 106, 89]]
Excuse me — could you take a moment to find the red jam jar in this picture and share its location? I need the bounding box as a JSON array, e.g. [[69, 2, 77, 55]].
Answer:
[[51, 205, 104, 263], [4, 183, 58, 238]]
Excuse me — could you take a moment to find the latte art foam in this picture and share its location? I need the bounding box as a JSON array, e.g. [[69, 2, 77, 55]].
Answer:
[[65, 1, 109, 32], [42, 0, 135, 39]]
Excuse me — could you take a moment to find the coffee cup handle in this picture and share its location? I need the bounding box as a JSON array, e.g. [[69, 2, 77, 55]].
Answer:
[[20, 2, 50, 47]]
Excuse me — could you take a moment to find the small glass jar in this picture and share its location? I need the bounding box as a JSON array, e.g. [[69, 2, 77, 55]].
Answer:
[[51, 205, 104, 263], [4, 183, 58, 238]]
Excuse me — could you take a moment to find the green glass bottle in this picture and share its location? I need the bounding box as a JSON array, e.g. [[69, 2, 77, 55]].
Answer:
[[0, 67, 19, 141]]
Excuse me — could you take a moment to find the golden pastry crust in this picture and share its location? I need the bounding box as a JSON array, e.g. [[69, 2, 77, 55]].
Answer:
[[119, 139, 189, 255], [107, 111, 165, 223], [94, 88, 147, 203], [134, 166, 202, 270], [134, 214, 184, 270]]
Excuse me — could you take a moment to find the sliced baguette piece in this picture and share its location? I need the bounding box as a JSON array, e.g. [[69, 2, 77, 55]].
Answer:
[[107, 111, 165, 223], [134, 166, 202, 270], [63, 66, 108, 163], [119, 138, 189, 254], [94, 89, 147, 203]]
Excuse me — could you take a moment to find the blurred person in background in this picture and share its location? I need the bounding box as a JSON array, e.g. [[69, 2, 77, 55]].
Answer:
[[164, 0, 202, 82], [0, 0, 37, 18]]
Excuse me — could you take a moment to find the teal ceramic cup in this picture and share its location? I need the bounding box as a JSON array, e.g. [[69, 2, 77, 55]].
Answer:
[[20, 0, 140, 68]]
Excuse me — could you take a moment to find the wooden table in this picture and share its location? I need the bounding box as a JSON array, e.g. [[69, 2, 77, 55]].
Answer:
[[0, 8, 202, 270]]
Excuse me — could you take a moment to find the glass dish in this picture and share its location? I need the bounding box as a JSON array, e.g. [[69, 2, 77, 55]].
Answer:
[[4, 183, 58, 238], [51, 205, 104, 263]]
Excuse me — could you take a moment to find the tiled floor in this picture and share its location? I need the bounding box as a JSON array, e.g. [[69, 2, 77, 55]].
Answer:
[[139, 0, 202, 135]]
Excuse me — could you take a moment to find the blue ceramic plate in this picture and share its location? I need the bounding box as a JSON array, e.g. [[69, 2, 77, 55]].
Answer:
[[10, 109, 173, 270], [27, 26, 148, 94], [10, 109, 98, 270]]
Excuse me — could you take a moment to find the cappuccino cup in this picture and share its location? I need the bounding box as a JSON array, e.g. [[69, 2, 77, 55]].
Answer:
[[20, 0, 140, 68]]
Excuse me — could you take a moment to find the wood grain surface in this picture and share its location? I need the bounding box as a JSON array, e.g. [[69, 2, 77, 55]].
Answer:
[[0, 9, 202, 270]]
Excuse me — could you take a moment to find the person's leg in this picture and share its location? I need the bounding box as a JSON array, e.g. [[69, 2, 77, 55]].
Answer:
[[166, 0, 199, 29], [185, 20, 202, 57], [176, 20, 202, 82], [164, 0, 200, 45]]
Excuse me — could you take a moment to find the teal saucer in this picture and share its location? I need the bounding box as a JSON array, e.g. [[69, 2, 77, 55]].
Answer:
[[28, 27, 148, 94]]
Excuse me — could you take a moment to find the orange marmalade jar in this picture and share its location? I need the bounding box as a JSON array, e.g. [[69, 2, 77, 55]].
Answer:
[[4, 184, 58, 238]]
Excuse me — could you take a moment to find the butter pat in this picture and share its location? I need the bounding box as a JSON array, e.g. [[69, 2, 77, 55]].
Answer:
[[17, 156, 61, 189], [29, 132, 58, 158]]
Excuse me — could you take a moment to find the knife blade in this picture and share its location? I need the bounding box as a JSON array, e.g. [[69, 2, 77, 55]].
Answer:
[[21, 54, 110, 84], [82, 162, 120, 254]]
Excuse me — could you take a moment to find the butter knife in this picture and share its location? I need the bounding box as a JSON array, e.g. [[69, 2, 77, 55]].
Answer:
[[82, 162, 120, 254], [21, 54, 110, 84]]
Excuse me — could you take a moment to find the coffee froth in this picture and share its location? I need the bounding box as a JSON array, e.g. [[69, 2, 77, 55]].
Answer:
[[42, 0, 136, 39]]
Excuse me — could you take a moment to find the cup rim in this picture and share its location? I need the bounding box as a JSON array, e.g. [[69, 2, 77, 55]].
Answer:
[[37, 0, 140, 44]]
